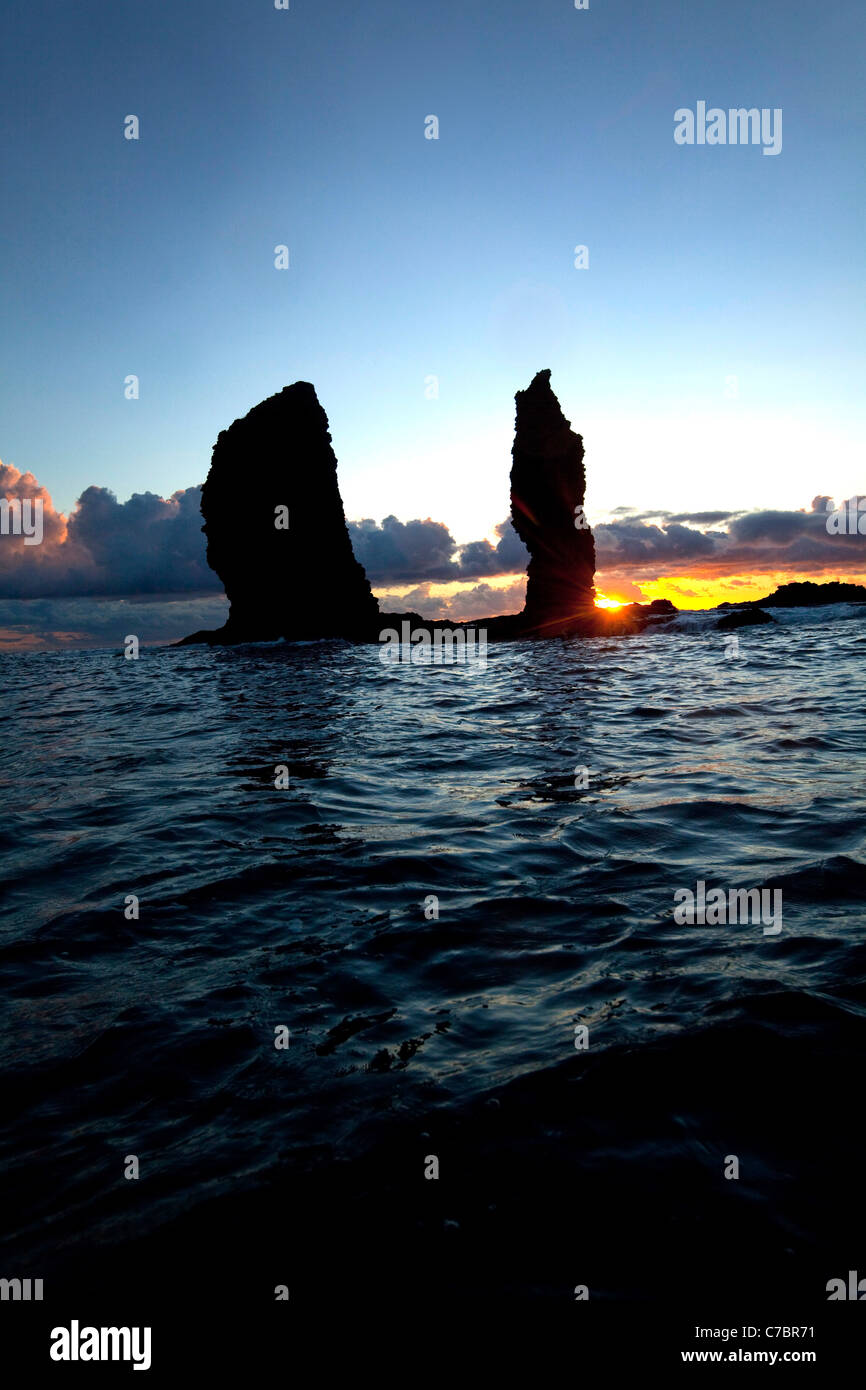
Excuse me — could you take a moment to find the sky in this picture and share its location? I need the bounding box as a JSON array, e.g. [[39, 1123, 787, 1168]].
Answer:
[[1, 0, 864, 647]]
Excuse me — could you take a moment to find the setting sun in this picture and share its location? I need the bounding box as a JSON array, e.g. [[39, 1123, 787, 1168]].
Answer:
[[594, 593, 625, 610]]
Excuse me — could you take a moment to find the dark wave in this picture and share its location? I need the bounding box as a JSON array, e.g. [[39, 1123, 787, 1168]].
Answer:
[[0, 617, 864, 1321]]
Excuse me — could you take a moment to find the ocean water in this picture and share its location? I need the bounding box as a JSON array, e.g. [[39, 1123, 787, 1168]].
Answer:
[[2, 605, 865, 1337]]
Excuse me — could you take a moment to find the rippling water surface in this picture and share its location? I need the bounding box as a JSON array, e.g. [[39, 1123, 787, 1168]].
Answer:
[[2, 608, 865, 1318]]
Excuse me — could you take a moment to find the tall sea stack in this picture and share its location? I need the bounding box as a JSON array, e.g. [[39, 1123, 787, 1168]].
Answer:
[[199, 383, 379, 642], [509, 369, 596, 635], [181, 371, 625, 648]]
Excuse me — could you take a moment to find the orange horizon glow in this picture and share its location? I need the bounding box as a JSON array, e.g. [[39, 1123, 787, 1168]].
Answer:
[[627, 570, 866, 610], [372, 568, 866, 620]]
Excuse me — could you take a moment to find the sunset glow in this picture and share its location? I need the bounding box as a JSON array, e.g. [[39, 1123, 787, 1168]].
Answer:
[[628, 570, 866, 611]]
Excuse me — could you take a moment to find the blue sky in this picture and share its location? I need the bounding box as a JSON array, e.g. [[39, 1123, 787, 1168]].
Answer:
[[1, 0, 864, 548]]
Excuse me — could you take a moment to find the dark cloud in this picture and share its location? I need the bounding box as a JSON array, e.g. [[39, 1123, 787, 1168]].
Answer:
[[594, 520, 719, 564], [3, 460, 864, 621], [2, 462, 530, 602], [349, 516, 529, 583], [453, 519, 530, 579], [0, 463, 220, 599], [666, 510, 738, 524], [596, 496, 866, 579], [0, 596, 230, 652], [67, 486, 218, 594], [727, 509, 817, 544], [440, 579, 527, 620], [605, 507, 743, 525], [373, 579, 527, 623], [349, 516, 457, 583]]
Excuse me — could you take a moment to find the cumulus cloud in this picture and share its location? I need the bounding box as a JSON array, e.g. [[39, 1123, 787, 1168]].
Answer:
[[1, 463, 532, 612], [0, 463, 67, 566], [373, 579, 527, 623], [442, 579, 527, 619], [0, 462, 221, 599], [349, 516, 457, 583], [594, 519, 721, 565], [349, 515, 529, 584], [595, 495, 866, 580], [607, 507, 742, 525], [3, 459, 864, 636], [455, 519, 531, 579]]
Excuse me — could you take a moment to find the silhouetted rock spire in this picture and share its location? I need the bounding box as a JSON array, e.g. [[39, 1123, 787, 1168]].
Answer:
[[199, 382, 379, 642], [180, 372, 660, 649], [509, 369, 596, 635]]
